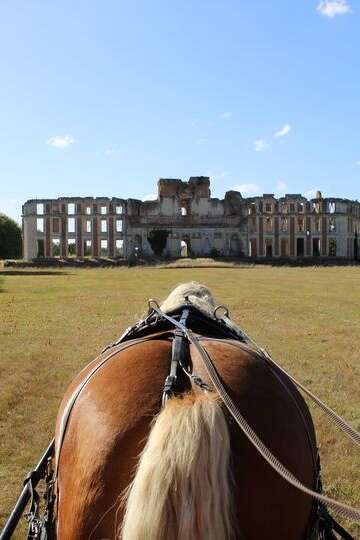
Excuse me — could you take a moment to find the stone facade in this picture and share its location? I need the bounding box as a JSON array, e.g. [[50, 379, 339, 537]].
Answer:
[[22, 177, 360, 261]]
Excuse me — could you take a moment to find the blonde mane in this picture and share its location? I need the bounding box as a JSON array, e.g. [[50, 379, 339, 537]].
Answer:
[[160, 281, 216, 318]]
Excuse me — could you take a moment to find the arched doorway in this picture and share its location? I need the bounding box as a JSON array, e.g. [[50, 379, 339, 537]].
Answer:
[[180, 235, 191, 257], [180, 240, 188, 257]]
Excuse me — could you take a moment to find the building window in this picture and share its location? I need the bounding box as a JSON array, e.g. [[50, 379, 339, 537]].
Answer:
[[248, 203, 256, 215], [101, 206, 107, 215], [297, 202, 304, 213], [68, 203, 75, 215], [53, 218, 60, 233], [36, 203, 44, 215], [280, 217, 288, 232], [52, 239, 60, 257], [290, 203, 295, 213], [329, 218, 336, 232], [68, 217, 75, 233], [281, 203, 288, 214], [101, 219, 107, 233], [280, 238, 288, 256], [36, 218, 44, 233], [116, 219, 123, 233], [84, 240, 92, 256], [313, 238, 320, 256], [37, 239, 44, 258], [100, 239, 108, 256], [116, 205, 123, 214], [298, 217, 305, 232], [86, 206, 91, 215], [115, 239, 124, 256], [328, 202, 336, 214], [297, 238, 305, 256], [86, 220, 91, 233], [265, 239, 273, 257], [265, 203, 272, 213], [68, 239, 76, 256], [329, 239, 337, 256]]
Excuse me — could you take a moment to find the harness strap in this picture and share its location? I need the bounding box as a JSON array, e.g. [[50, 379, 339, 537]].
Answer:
[[150, 306, 360, 527], [162, 308, 210, 404], [220, 314, 360, 449]]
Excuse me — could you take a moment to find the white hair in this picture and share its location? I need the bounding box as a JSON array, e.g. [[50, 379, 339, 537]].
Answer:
[[160, 281, 216, 318], [120, 392, 236, 539]]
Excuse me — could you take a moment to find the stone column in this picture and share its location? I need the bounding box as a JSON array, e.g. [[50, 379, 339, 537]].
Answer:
[[76, 217, 83, 257], [289, 217, 295, 256], [45, 218, 51, 257], [274, 216, 279, 256], [306, 216, 311, 256], [321, 217, 327, 256], [61, 218, 67, 257], [258, 217, 264, 256], [92, 217, 99, 257], [108, 217, 114, 257]]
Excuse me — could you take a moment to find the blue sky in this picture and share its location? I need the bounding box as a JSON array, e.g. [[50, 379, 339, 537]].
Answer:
[[1, 0, 359, 223]]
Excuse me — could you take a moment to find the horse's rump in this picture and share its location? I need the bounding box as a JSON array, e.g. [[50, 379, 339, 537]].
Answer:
[[55, 334, 317, 540]]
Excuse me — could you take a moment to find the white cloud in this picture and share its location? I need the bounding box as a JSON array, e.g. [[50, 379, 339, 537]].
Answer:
[[233, 183, 262, 196], [274, 123, 291, 138], [219, 112, 231, 120], [143, 193, 157, 201], [47, 135, 75, 148], [196, 138, 208, 145], [253, 139, 269, 152], [304, 189, 318, 199], [276, 181, 287, 191], [317, 0, 351, 18]]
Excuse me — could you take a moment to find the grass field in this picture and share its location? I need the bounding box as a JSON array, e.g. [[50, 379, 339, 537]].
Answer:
[[0, 265, 359, 537]]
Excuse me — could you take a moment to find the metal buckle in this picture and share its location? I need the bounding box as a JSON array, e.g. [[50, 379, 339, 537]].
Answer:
[[148, 298, 160, 314], [214, 304, 229, 319]]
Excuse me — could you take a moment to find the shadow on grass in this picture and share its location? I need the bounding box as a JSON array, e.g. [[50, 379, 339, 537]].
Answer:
[[0, 271, 71, 276]]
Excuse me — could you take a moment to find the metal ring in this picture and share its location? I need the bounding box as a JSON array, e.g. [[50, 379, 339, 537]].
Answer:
[[148, 298, 160, 313], [214, 304, 229, 319]]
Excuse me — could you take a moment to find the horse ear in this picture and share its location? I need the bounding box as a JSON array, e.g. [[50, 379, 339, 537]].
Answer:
[[120, 392, 236, 540]]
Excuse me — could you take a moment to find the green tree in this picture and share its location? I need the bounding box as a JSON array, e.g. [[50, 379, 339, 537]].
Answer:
[[0, 213, 22, 259]]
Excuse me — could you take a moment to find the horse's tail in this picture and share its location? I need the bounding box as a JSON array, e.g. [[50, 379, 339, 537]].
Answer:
[[120, 391, 236, 540]]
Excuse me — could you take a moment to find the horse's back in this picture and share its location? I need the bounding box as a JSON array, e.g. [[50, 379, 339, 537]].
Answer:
[[55, 336, 317, 540], [55, 337, 173, 539]]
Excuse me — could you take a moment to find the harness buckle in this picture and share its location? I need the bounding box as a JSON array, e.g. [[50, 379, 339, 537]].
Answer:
[[214, 305, 230, 320]]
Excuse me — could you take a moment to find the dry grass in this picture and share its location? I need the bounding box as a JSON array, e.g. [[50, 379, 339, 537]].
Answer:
[[0, 266, 359, 537]]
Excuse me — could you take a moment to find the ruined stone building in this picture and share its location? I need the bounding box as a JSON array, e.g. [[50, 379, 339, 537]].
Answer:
[[22, 177, 360, 261]]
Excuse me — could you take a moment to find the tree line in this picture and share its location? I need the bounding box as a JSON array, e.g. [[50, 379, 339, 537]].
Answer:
[[0, 213, 22, 259]]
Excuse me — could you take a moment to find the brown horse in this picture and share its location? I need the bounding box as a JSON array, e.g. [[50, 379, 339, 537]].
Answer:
[[54, 282, 319, 540]]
